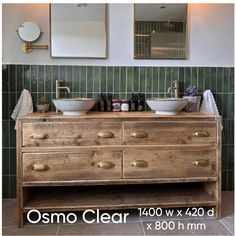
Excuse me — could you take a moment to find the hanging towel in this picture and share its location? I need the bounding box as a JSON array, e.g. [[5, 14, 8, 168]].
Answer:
[[200, 90, 219, 115], [11, 89, 33, 129]]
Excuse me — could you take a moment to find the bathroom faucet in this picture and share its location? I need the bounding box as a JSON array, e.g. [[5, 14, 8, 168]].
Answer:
[[55, 80, 71, 113], [167, 80, 179, 98]]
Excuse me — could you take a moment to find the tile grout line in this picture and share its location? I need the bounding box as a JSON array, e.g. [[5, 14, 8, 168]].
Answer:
[[219, 219, 234, 235], [139, 216, 147, 236], [56, 224, 61, 235]]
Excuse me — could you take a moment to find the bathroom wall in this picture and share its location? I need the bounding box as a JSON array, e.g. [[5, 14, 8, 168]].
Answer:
[[2, 65, 234, 198], [2, 3, 234, 66]]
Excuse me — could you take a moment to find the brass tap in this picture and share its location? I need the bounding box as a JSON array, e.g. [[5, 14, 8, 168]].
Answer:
[[167, 80, 179, 98]]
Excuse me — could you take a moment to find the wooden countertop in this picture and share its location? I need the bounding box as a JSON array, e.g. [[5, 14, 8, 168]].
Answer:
[[17, 111, 221, 121]]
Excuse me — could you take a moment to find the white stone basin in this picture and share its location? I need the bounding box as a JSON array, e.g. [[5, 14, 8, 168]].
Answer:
[[53, 98, 95, 115], [146, 98, 188, 115]]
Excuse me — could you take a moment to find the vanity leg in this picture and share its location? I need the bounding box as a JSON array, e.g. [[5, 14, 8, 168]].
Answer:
[[18, 211, 26, 227]]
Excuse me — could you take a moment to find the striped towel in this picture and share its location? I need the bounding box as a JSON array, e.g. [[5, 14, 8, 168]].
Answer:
[[11, 89, 33, 129]]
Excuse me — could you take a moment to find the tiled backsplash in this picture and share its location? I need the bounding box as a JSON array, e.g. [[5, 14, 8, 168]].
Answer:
[[2, 65, 234, 198]]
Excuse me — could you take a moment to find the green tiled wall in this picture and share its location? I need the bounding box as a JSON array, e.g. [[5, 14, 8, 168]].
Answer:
[[2, 65, 234, 198]]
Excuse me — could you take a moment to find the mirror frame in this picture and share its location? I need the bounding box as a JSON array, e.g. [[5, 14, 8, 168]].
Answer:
[[49, 4, 108, 59], [133, 4, 188, 60]]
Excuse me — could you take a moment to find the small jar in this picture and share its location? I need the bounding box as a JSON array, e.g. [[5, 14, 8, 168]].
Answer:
[[120, 99, 129, 112], [112, 99, 121, 112]]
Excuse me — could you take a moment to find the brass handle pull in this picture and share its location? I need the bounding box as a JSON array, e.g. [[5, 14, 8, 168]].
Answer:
[[193, 159, 209, 167], [131, 160, 148, 168], [31, 133, 48, 139], [192, 131, 209, 137], [130, 131, 148, 138], [97, 161, 115, 169], [97, 131, 114, 138], [32, 163, 48, 171]]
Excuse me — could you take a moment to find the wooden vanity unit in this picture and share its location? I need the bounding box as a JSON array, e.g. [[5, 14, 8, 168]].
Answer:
[[17, 112, 222, 226]]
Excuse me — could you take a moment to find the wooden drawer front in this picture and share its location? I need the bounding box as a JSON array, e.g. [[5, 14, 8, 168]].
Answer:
[[22, 122, 122, 147], [123, 149, 216, 178], [23, 151, 122, 181], [123, 121, 216, 145]]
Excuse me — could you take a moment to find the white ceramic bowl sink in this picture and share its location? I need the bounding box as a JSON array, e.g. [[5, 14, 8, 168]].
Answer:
[[53, 98, 95, 116], [146, 98, 188, 115]]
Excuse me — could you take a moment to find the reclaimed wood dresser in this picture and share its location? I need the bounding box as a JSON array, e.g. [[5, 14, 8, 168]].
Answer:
[[17, 112, 222, 226]]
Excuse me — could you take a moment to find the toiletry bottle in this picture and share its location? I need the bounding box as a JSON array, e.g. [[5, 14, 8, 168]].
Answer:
[[106, 94, 112, 112], [137, 93, 144, 111], [129, 93, 136, 111], [98, 93, 105, 112]]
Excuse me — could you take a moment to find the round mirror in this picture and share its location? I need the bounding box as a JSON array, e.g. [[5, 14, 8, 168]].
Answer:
[[18, 21, 41, 42]]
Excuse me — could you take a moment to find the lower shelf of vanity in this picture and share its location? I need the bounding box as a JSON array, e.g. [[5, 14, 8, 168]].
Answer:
[[23, 182, 216, 212]]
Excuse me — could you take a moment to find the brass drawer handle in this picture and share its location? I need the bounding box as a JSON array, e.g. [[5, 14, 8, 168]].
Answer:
[[131, 160, 148, 168], [31, 133, 48, 139], [193, 159, 209, 167], [32, 163, 48, 171], [97, 131, 114, 138], [192, 131, 209, 137], [130, 131, 148, 138], [97, 161, 115, 169]]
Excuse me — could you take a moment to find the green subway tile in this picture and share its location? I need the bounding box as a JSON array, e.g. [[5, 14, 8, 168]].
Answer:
[[227, 145, 234, 169], [10, 176, 16, 198], [45, 66, 52, 93], [221, 170, 227, 191], [222, 119, 228, 145], [10, 121, 16, 147], [178, 67, 184, 82], [3, 118, 9, 146], [127, 67, 133, 93], [159, 67, 165, 93], [197, 67, 205, 93], [9, 65, 16, 92], [222, 94, 229, 118], [31, 93, 37, 110], [140, 67, 146, 93], [171, 67, 179, 81], [222, 145, 227, 169], [101, 67, 107, 93], [2, 149, 9, 175], [38, 66, 45, 93], [80, 67, 87, 93], [87, 92, 93, 98], [59, 66, 66, 81], [153, 67, 159, 93], [228, 94, 234, 119], [2, 66, 9, 92], [227, 170, 234, 191], [114, 67, 120, 93], [10, 149, 16, 175], [216, 68, 223, 93], [52, 66, 59, 91], [2, 93, 9, 120], [215, 94, 223, 116], [9, 93, 16, 117], [146, 67, 152, 93], [228, 120, 234, 145], [210, 67, 217, 93], [229, 68, 234, 93], [223, 68, 230, 93], [204, 67, 211, 90], [119, 93, 126, 99], [66, 66, 73, 87], [184, 67, 191, 91], [191, 67, 198, 88], [30, 65, 38, 93], [107, 67, 114, 93], [120, 67, 126, 93], [133, 67, 139, 92], [23, 65, 31, 91], [73, 66, 80, 92], [3, 176, 9, 198], [165, 67, 172, 94], [87, 66, 94, 92], [93, 67, 101, 93], [16, 65, 23, 93]]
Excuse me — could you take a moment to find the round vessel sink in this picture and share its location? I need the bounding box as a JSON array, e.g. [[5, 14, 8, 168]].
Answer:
[[53, 98, 95, 116], [146, 98, 188, 115]]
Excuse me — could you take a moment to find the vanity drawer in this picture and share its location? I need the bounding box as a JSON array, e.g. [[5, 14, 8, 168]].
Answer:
[[23, 150, 122, 182], [123, 149, 216, 179], [22, 122, 122, 147], [123, 121, 217, 145]]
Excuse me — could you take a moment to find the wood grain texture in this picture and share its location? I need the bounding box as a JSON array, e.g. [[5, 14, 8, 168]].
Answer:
[[23, 151, 122, 181], [123, 149, 216, 178], [123, 121, 217, 145], [22, 122, 122, 147]]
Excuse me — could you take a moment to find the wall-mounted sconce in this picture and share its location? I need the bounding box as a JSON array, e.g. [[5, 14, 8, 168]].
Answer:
[[16, 21, 48, 54]]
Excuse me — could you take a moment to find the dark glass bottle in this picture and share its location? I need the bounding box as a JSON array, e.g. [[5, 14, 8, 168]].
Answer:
[[98, 93, 105, 112], [129, 93, 136, 111], [137, 93, 144, 111], [106, 94, 112, 112]]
